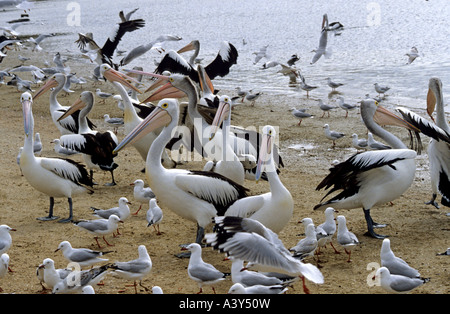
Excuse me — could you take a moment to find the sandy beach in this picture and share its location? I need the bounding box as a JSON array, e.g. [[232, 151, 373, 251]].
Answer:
[[0, 47, 448, 295]]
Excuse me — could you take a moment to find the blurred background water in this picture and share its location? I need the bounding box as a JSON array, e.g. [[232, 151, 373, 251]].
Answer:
[[1, 0, 450, 111]]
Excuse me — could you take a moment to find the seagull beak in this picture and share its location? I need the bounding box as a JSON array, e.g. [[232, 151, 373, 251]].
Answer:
[[209, 100, 230, 140], [113, 105, 172, 154], [22, 97, 32, 136], [426, 88, 436, 122], [57, 97, 85, 122], [255, 132, 273, 182], [33, 77, 57, 99], [103, 67, 143, 94]]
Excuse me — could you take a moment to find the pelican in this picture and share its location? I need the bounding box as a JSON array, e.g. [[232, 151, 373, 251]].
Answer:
[[113, 99, 249, 254], [154, 40, 238, 84], [101, 64, 176, 169], [33, 73, 96, 135], [392, 78, 450, 209], [224, 126, 294, 234], [424, 77, 450, 208], [19, 92, 94, 223], [206, 95, 245, 185], [314, 99, 419, 238], [57, 91, 119, 186]]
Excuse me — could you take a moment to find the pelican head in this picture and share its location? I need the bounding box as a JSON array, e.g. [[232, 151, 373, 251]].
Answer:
[[21, 92, 33, 136], [177, 40, 199, 54], [426, 77, 442, 122], [255, 125, 277, 182], [209, 95, 232, 140], [33, 73, 65, 99], [100, 64, 142, 94], [57, 91, 94, 122], [113, 98, 178, 154]]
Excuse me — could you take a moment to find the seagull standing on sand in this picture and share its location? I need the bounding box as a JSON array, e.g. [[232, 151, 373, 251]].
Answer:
[[51, 139, 79, 156], [323, 124, 345, 147], [291, 108, 313, 126], [336, 215, 359, 262], [185, 243, 227, 294], [351, 133, 368, 150], [337, 97, 357, 118], [0, 253, 9, 292], [55, 240, 112, 268], [317, 99, 338, 118], [327, 77, 343, 91], [367, 132, 391, 150], [375, 267, 429, 294], [380, 238, 421, 278], [374, 83, 390, 97], [146, 198, 163, 235], [131, 179, 155, 215], [228, 282, 289, 294], [73, 214, 123, 249]]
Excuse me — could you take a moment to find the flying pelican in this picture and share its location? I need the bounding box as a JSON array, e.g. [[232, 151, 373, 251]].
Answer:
[[224, 126, 294, 234], [314, 99, 420, 238], [154, 40, 238, 84], [19, 92, 94, 223], [113, 99, 249, 255], [33, 73, 96, 135], [57, 91, 119, 186]]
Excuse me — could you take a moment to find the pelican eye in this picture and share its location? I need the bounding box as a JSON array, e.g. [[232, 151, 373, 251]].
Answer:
[[224, 98, 229, 102], [161, 103, 169, 109], [375, 101, 379, 106], [169, 77, 174, 82], [268, 129, 273, 135]]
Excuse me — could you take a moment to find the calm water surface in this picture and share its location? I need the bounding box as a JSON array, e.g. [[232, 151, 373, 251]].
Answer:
[[1, 0, 450, 111]]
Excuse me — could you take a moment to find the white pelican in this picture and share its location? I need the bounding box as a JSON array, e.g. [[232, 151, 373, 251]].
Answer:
[[224, 126, 293, 234], [101, 64, 176, 169], [207, 95, 245, 185], [154, 40, 238, 84], [113, 98, 249, 254], [33, 73, 96, 135], [314, 99, 419, 238], [19, 92, 94, 223], [57, 91, 119, 186], [423, 77, 450, 208]]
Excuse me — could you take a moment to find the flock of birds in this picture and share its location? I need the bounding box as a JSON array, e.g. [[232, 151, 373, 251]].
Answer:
[[0, 7, 448, 295]]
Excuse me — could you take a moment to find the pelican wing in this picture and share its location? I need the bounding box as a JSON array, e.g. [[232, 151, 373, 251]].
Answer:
[[175, 170, 249, 215], [101, 19, 145, 60], [396, 107, 450, 143], [315, 149, 417, 201], [204, 41, 238, 80], [40, 157, 93, 188], [154, 50, 195, 79]]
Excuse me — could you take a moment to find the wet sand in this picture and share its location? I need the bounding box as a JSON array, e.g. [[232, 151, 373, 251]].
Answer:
[[0, 49, 448, 294]]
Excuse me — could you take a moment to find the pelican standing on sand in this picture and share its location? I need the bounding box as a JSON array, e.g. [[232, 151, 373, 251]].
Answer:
[[113, 99, 249, 256], [19, 92, 94, 223], [314, 99, 419, 238]]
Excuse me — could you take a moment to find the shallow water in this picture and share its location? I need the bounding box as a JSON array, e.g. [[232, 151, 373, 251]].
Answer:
[[2, 0, 450, 111]]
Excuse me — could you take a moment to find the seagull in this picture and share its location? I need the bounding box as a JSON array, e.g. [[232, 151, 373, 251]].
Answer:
[[374, 83, 390, 97], [337, 97, 357, 118], [290, 223, 318, 261], [51, 139, 79, 156], [327, 77, 344, 91], [0, 225, 15, 256], [73, 214, 123, 249], [103, 114, 124, 134], [185, 243, 228, 294], [0, 253, 9, 292], [287, 53, 299, 66], [205, 216, 324, 294], [131, 179, 155, 215], [253, 45, 270, 64], [90, 196, 131, 221], [437, 248, 450, 256], [228, 282, 288, 294], [380, 238, 421, 278], [36, 258, 71, 292], [27, 34, 54, 52], [317, 207, 339, 254], [367, 132, 391, 150], [55, 241, 112, 268], [95, 88, 112, 103], [81, 285, 95, 294], [351, 133, 368, 150], [311, 14, 331, 64], [245, 91, 262, 106], [230, 258, 297, 288], [336, 215, 359, 262], [52, 264, 111, 294], [317, 99, 338, 118], [299, 77, 318, 98], [291, 108, 313, 126], [235, 86, 250, 102], [109, 245, 153, 294], [406, 46, 419, 64], [375, 267, 429, 294], [323, 124, 345, 147], [146, 198, 163, 235], [33, 132, 42, 155]]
